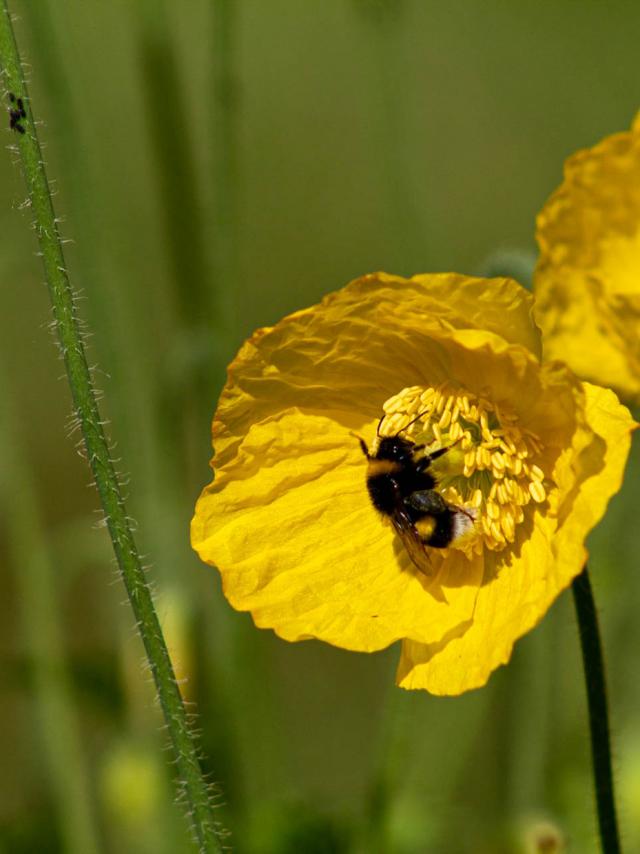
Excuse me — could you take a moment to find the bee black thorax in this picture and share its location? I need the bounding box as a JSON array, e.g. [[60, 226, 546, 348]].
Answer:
[[365, 436, 436, 515]]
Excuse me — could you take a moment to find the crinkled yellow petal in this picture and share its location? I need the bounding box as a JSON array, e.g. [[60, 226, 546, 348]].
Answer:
[[193, 274, 541, 653], [408, 273, 541, 359], [534, 117, 640, 402], [396, 383, 635, 695], [211, 273, 540, 470], [193, 410, 483, 650]]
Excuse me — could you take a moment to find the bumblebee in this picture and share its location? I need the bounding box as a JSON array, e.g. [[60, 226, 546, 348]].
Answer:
[[358, 413, 474, 575]]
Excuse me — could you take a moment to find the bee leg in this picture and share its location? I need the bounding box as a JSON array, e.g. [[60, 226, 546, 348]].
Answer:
[[423, 436, 464, 465], [412, 446, 450, 473], [406, 489, 448, 515], [349, 431, 370, 457], [425, 446, 450, 462], [414, 455, 432, 472]]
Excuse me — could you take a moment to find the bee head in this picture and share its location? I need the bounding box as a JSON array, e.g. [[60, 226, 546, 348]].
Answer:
[[375, 435, 417, 463]]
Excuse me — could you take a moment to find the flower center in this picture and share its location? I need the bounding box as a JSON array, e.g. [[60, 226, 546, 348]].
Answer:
[[378, 384, 548, 554]]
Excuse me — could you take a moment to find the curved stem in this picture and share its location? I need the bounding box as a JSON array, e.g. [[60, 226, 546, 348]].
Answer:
[[0, 6, 224, 852], [572, 566, 621, 854]]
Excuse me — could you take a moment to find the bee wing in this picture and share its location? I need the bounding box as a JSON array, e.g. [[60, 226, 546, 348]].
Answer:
[[391, 506, 434, 577]]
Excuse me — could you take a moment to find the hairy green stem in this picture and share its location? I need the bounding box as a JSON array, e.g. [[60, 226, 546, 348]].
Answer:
[[572, 567, 621, 854], [0, 6, 223, 851]]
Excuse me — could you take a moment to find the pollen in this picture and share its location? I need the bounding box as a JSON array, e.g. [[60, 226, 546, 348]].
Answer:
[[379, 384, 552, 554]]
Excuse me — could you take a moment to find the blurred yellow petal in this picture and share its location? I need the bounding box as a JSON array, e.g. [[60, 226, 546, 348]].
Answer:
[[396, 382, 635, 695], [534, 116, 640, 402]]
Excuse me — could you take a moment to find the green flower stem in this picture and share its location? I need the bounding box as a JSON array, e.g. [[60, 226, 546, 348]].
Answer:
[[212, 0, 240, 340], [0, 6, 223, 852], [572, 566, 621, 854], [138, 0, 212, 330], [1, 374, 101, 854]]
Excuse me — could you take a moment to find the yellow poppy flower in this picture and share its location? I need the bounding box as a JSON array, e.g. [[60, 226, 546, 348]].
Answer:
[[534, 114, 640, 403], [191, 273, 634, 695]]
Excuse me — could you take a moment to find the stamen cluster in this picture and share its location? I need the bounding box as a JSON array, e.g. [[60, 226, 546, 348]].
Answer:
[[379, 385, 549, 553]]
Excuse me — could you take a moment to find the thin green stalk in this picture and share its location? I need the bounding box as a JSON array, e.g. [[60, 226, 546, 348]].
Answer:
[[208, 0, 289, 822], [365, 684, 410, 854], [0, 6, 224, 852], [572, 566, 621, 854], [137, 0, 213, 331], [212, 0, 240, 341], [1, 374, 101, 854], [356, 2, 426, 271]]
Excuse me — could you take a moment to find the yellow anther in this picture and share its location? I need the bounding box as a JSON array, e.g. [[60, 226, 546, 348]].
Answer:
[[490, 452, 506, 471], [418, 415, 431, 433], [490, 521, 505, 543], [385, 413, 402, 434], [449, 421, 463, 442], [486, 500, 500, 520], [503, 435, 517, 454], [529, 480, 546, 503], [530, 464, 545, 481], [438, 408, 452, 429], [501, 512, 515, 541]]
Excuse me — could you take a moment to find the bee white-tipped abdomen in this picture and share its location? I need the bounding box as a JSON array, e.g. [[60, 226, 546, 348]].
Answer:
[[451, 508, 477, 543]]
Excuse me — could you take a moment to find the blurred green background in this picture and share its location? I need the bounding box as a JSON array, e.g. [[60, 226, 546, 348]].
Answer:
[[2, 1, 640, 852]]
